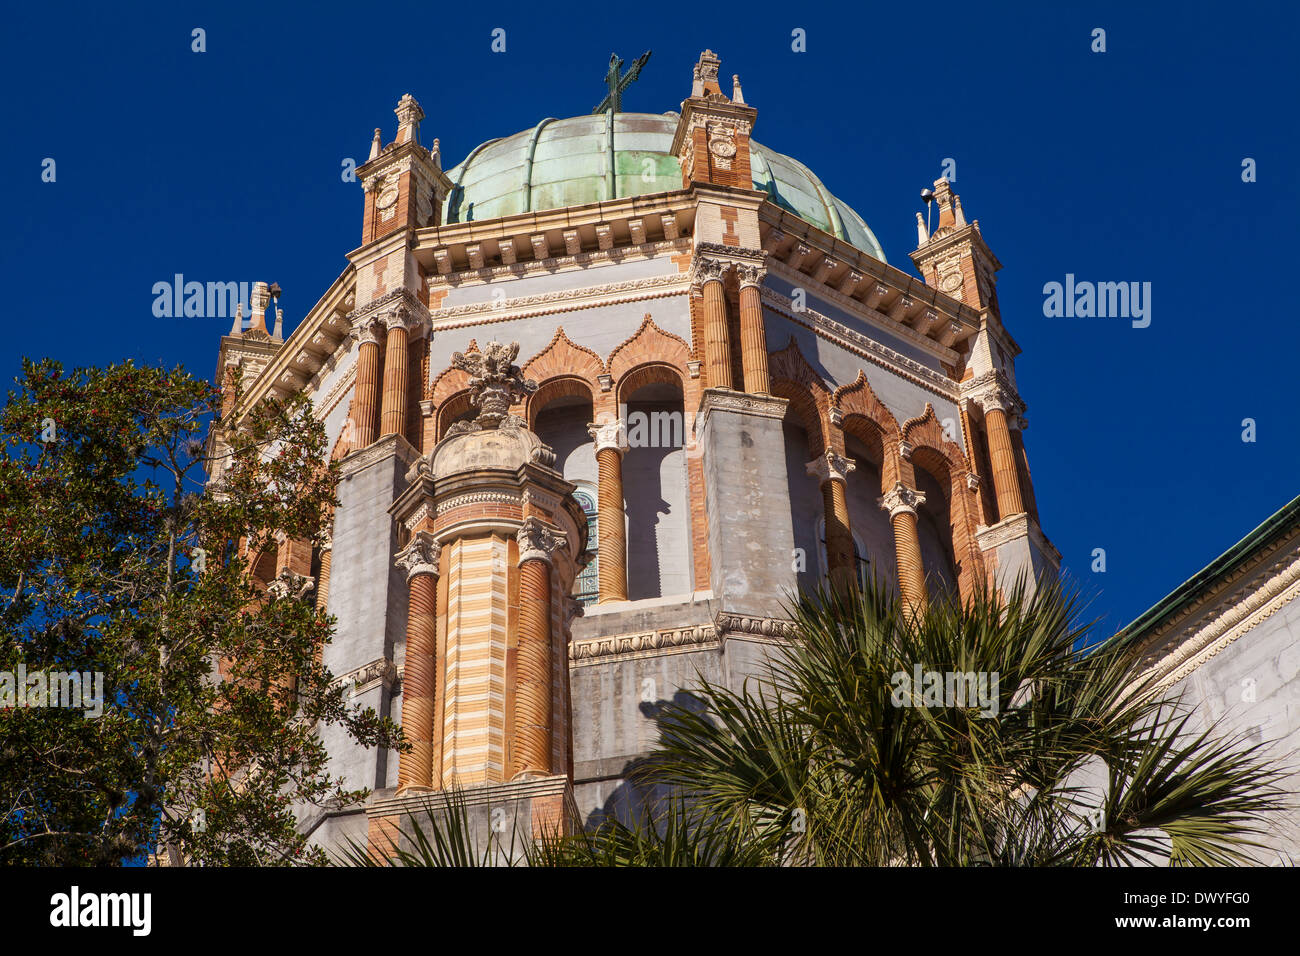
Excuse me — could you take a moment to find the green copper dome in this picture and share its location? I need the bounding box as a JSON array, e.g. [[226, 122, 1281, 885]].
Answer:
[[442, 113, 885, 262]]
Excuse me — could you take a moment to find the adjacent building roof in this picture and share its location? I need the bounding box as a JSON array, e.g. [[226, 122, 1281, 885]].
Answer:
[[442, 112, 886, 262]]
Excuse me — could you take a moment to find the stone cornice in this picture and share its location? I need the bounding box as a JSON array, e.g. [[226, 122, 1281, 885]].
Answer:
[[339, 432, 420, 479], [428, 273, 690, 331], [694, 389, 790, 435], [1132, 530, 1300, 694], [713, 612, 798, 641], [425, 238, 689, 289], [569, 621, 719, 665], [225, 268, 357, 422], [760, 286, 960, 401], [337, 657, 398, 697]]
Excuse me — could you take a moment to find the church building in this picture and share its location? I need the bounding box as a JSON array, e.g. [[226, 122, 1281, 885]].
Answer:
[[210, 50, 1058, 853]]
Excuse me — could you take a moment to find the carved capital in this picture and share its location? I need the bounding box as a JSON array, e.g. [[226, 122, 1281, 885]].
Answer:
[[805, 450, 855, 485], [690, 255, 729, 290], [735, 262, 765, 289], [314, 527, 333, 553], [355, 318, 385, 347], [878, 482, 927, 519], [395, 530, 441, 581], [517, 517, 566, 566], [587, 418, 629, 455]]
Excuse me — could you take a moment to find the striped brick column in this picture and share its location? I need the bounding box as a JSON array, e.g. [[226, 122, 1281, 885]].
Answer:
[[379, 307, 411, 438], [697, 259, 733, 389], [880, 482, 929, 616], [981, 397, 1025, 519], [806, 451, 856, 588], [395, 533, 441, 792], [352, 320, 384, 448], [737, 265, 770, 394], [514, 518, 565, 778], [587, 419, 629, 603]]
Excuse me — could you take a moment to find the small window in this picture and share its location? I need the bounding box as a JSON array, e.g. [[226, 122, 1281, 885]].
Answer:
[[573, 488, 599, 605]]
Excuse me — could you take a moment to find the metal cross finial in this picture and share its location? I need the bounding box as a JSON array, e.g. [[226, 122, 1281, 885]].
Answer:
[[592, 50, 651, 115]]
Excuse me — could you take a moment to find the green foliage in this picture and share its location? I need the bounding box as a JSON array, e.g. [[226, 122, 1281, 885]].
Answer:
[[0, 358, 402, 865], [336, 579, 1287, 868]]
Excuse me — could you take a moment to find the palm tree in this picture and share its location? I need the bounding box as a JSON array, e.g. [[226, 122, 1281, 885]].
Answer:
[[644, 578, 1289, 866], [336, 579, 1288, 867]]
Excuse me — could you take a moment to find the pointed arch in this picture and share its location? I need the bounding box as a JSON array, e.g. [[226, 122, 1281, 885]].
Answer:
[[834, 370, 903, 491], [522, 327, 605, 391], [901, 403, 985, 601], [768, 337, 834, 456], [608, 314, 693, 386]]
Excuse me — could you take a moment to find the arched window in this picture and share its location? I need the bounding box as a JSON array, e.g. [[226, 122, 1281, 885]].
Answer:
[[572, 486, 599, 605]]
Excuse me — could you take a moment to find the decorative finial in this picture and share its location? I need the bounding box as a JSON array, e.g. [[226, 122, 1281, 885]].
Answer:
[[448, 341, 536, 430], [916, 211, 928, 246], [394, 94, 424, 145], [431, 137, 441, 168], [229, 303, 243, 336], [732, 74, 744, 103], [369, 128, 382, 161]]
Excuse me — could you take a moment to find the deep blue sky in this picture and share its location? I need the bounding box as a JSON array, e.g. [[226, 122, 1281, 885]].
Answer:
[[2, 1, 1296, 636]]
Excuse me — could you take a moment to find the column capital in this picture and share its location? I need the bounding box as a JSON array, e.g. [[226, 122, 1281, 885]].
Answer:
[[517, 517, 566, 566], [355, 317, 386, 347], [395, 530, 441, 581], [805, 449, 856, 485], [878, 481, 927, 519], [587, 418, 629, 455], [690, 255, 729, 291], [314, 527, 333, 553], [735, 262, 765, 289], [965, 371, 1025, 418]]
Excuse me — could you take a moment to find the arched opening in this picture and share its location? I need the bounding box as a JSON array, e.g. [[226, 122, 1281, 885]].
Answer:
[[842, 425, 897, 596], [532, 387, 599, 600], [435, 390, 475, 441], [621, 376, 690, 600], [912, 450, 960, 603]]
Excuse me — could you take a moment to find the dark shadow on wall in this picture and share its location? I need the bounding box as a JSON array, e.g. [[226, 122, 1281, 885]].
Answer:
[[582, 690, 708, 832], [622, 442, 672, 601]]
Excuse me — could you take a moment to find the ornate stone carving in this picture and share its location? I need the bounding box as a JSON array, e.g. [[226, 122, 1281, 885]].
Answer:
[[570, 622, 719, 662], [587, 418, 629, 455], [268, 569, 316, 602], [394, 531, 441, 581], [734, 262, 765, 288], [806, 450, 856, 485], [355, 318, 385, 347], [517, 517, 566, 566], [713, 613, 797, 640], [314, 527, 333, 552], [690, 256, 729, 288], [879, 482, 927, 519], [447, 340, 537, 431], [339, 658, 398, 695]]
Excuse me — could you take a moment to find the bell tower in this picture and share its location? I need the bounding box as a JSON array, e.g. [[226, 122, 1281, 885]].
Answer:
[[912, 180, 1059, 588], [357, 94, 453, 245]]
